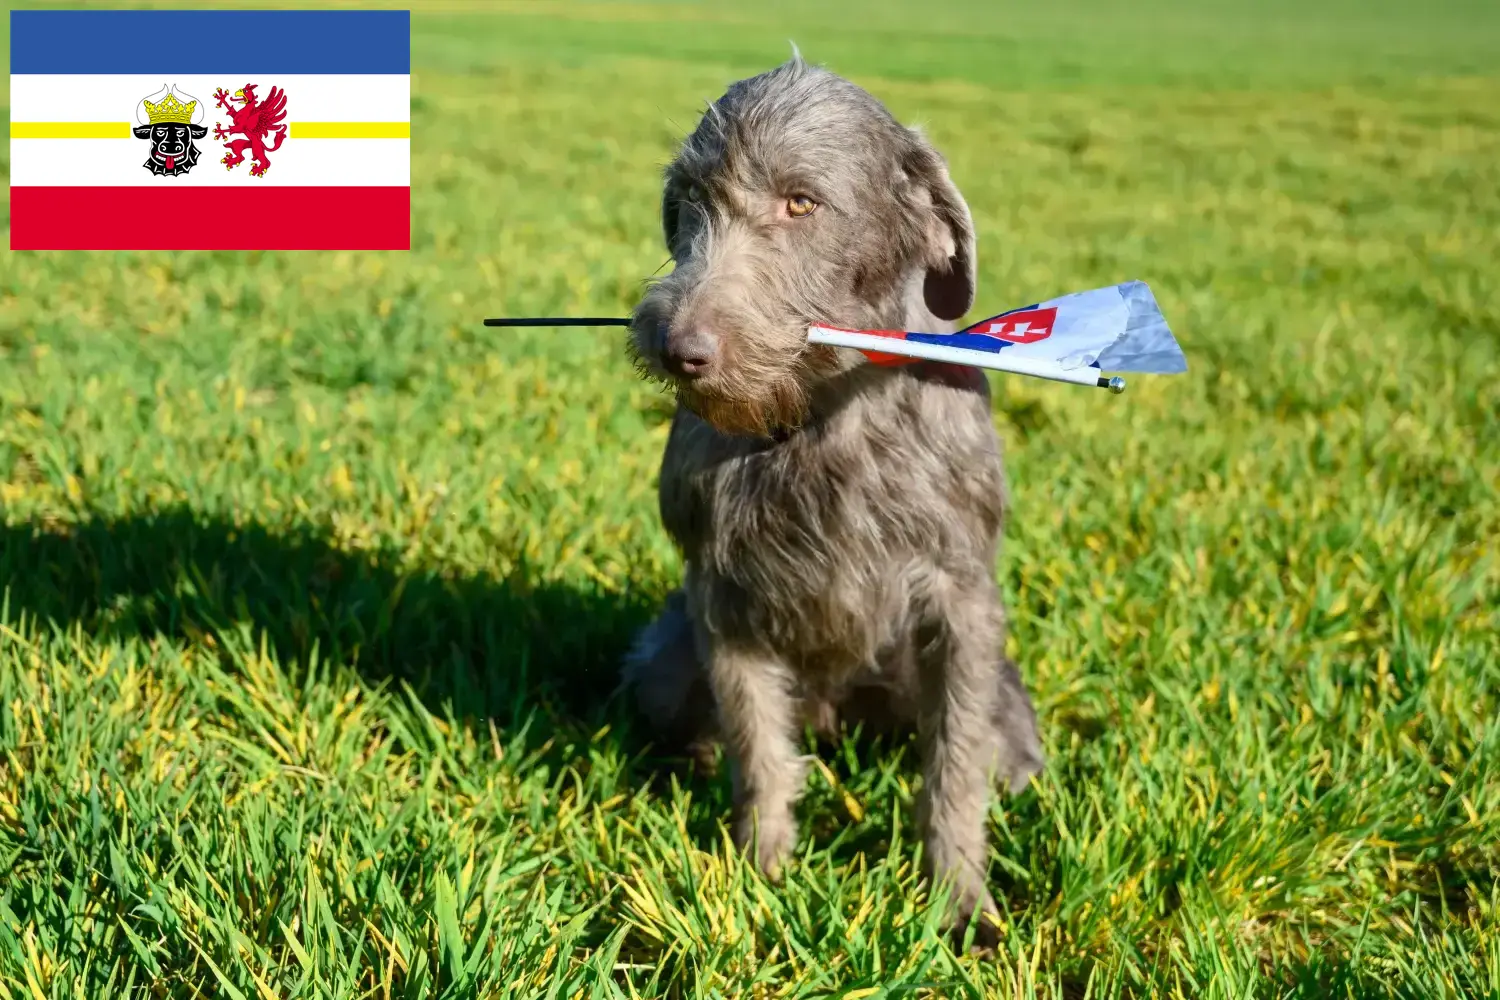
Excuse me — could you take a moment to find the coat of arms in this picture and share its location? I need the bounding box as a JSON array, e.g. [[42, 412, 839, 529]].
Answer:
[[132, 84, 208, 177], [214, 83, 289, 177]]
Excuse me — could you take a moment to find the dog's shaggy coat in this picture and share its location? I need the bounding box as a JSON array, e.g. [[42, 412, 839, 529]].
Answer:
[[621, 55, 1045, 940]]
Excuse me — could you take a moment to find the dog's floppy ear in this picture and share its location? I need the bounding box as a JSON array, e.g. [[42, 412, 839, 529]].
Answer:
[[903, 131, 976, 322]]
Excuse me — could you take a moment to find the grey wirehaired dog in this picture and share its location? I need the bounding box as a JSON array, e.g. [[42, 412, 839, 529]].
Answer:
[[620, 55, 1045, 943]]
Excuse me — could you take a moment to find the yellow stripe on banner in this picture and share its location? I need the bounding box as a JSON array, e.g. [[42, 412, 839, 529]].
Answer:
[[11, 122, 410, 139], [12, 122, 132, 139], [290, 122, 409, 139]]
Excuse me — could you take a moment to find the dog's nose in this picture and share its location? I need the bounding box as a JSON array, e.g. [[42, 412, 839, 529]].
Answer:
[[663, 328, 718, 380]]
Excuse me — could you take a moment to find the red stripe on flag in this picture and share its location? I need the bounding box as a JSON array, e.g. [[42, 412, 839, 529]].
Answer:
[[811, 324, 917, 367], [10, 186, 410, 250]]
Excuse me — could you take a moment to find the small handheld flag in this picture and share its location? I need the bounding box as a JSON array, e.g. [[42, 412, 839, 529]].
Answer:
[[806, 281, 1186, 393], [482, 280, 1187, 395]]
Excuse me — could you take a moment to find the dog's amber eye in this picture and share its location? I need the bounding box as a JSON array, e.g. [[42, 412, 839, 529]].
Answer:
[[786, 195, 817, 218]]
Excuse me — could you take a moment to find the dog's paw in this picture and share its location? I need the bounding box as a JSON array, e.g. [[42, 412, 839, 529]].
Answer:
[[685, 736, 722, 777], [735, 810, 796, 883], [999, 739, 1045, 796], [925, 861, 1004, 955], [755, 840, 793, 883], [951, 887, 1004, 955]]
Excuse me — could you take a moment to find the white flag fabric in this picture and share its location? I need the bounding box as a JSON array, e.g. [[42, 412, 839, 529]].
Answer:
[[807, 280, 1187, 387]]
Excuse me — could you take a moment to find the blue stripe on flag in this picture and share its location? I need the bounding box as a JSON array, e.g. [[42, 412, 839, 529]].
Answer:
[[11, 9, 410, 75], [906, 332, 1015, 355]]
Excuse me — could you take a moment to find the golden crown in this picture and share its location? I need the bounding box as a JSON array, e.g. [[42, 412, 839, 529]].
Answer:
[[144, 92, 197, 125]]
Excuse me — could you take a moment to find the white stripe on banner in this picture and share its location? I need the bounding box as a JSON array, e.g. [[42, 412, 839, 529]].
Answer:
[[11, 74, 409, 125], [11, 137, 410, 187]]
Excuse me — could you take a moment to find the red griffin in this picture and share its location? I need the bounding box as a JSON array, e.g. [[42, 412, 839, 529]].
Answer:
[[213, 84, 289, 177]]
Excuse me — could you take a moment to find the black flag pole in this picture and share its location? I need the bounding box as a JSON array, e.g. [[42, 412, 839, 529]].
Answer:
[[482, 317, 631, 327], [479, 316, 1123, 392]]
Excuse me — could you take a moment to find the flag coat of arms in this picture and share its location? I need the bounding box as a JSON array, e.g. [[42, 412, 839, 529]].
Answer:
[[10, 9, 411, 250]]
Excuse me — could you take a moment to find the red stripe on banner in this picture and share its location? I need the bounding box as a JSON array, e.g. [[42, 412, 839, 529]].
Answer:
[[10, 186, 410, 250], [863, 351, 919, 367], [812, 325, 916, 367]]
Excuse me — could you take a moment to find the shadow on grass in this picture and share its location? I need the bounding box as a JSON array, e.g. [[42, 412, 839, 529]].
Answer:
[[0, 507, 1070, 883], [0, 507, 667, 760]]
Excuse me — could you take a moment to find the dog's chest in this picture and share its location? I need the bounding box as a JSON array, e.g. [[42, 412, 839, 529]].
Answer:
[[665, 378, 1005, 660]]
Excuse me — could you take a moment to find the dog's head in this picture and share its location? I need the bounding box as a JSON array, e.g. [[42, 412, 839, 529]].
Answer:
[[629, 56, 975, 438]]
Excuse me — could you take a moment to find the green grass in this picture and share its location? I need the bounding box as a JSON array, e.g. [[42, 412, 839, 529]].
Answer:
[[3, 0, 1499, 996]]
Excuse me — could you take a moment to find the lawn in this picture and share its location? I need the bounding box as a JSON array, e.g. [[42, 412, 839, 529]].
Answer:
[[2, 0, 1499, 996]]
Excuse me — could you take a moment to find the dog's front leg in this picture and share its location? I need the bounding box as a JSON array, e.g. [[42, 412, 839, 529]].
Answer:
[[914, 583, 1006, 944], [709, 642, 805, 881]]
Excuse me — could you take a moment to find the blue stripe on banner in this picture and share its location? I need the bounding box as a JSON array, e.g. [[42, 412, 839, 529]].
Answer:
[[907, 332, 1014, 355], [11, 9, 410, 75]]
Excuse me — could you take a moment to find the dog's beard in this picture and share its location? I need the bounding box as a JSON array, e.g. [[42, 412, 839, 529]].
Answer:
[[675, 376, 810, 439], [628, 313, 839, 439]]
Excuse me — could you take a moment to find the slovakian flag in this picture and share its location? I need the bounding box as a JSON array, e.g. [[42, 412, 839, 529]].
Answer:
[[808, 280, 1187, 389], [10, 9, 410, 251]]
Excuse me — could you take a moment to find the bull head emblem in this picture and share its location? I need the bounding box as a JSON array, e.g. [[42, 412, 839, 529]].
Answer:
[[133, 84, 208, 177]]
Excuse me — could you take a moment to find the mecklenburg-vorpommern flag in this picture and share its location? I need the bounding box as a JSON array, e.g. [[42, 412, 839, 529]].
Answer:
[[10, 9, 411, 250]]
